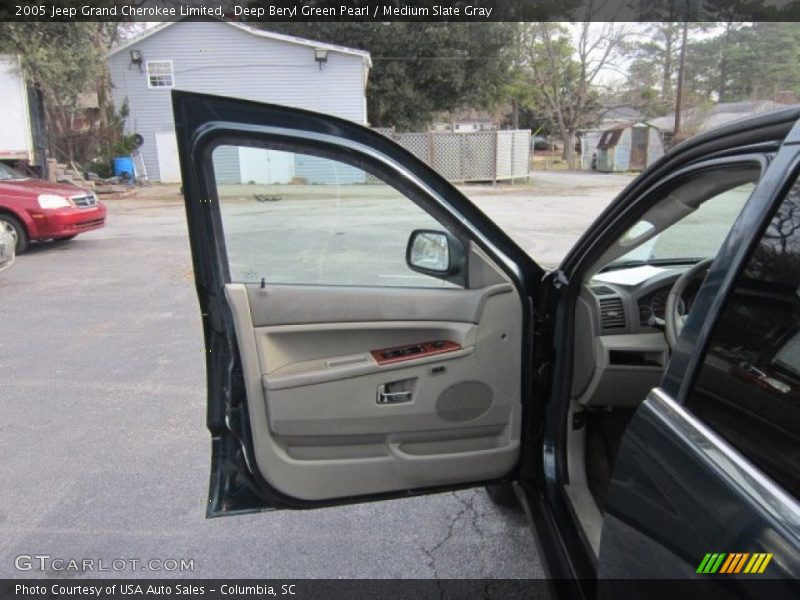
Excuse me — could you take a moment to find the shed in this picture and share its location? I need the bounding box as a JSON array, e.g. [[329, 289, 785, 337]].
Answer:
[[595, 123, 664, 173], [109, 19, 371, 183], [579, 129, 602, 170]]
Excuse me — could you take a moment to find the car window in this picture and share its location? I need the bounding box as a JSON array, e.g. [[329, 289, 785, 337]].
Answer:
[[623, 183, 754, 262], [0, 163, 25, 180], [597, 164, 761, 272], [211, 143, 458, 288], [685, 176, 800, 499]]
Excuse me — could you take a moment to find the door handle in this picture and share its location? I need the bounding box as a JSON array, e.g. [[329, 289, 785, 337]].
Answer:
[[376, 384, 413, 404]]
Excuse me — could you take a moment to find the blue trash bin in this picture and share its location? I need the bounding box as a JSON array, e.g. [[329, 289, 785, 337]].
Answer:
[[113, 156, 135, 180]]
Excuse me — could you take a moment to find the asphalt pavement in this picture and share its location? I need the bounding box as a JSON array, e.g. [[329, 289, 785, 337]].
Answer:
[[0, 170, 627, 579]]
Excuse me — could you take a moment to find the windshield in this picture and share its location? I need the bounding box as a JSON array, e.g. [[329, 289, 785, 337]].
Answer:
[[594, 161, 762, 275], [0, 163, 26, 181], [609, 183, 755, 268]]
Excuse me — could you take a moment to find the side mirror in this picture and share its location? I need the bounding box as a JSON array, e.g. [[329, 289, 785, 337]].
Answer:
[[406, 229, 465, 285]]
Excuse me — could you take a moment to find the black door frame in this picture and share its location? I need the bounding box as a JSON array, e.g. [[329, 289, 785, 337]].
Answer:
[[520, 109, 800, 590], [172, 90, 547, 514]]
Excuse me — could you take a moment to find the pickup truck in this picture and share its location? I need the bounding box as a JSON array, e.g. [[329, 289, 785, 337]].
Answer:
[[0, 54, 46, 172]]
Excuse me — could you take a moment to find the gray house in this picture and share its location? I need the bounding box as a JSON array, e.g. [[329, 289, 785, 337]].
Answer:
[[109, 19, 371, 182]]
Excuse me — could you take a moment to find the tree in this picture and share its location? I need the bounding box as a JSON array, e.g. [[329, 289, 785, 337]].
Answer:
[[609, 58, 662, 117], [683, 33, 729, 103], [626, 22, 717, 118], [676, 22, 800, 108], [636, 22, 684, 112], [260, 22, 518, 130], [503, 29, 537, 131], [0, 22, 123, 165], [673, 21, 690, 135], [721, 22, 800, 101], [521, 22, 631, 167]]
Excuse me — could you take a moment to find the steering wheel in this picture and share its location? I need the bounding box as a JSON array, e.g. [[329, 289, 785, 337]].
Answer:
[[665, 258, 714, 350]]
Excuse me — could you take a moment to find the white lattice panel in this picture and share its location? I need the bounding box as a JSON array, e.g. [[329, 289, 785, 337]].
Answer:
[[394, 133, 430, 163], [432, 133, 465, 181], [512, 131, 531, 178], [370, 128, 532, 183], [495, 131, 514, 179], [463, 132, 496, 181]]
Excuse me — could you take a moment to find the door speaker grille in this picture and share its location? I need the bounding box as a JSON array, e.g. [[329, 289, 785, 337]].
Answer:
[[436, 381, 493, 422]]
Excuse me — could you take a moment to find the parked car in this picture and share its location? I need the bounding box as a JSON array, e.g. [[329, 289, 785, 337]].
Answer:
[[532, 135, 556, 151], [0, 162, 106, 252], [0, 221, 14, 272], [175, 91, 800, 595]]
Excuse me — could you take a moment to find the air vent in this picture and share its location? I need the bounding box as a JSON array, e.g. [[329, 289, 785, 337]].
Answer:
[[591, 285, 615, 296], [599, 297, 626, 329]]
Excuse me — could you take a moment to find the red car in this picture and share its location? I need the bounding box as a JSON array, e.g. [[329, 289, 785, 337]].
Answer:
[[0, 162, 106, 252]]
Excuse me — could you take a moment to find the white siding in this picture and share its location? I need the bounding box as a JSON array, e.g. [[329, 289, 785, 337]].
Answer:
[[294, 155, 365, 184], [109, 20, 368, 181], [238, 148, 295, 184], [212, 145, 240, 184]]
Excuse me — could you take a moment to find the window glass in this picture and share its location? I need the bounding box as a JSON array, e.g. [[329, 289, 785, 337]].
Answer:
[[146, 61, 174, 88], [598, 165, 760, 273], [686, 178, 800, 498], [0, 163, 25, 180], [632, 183, 754, 261], [212, 144, 458, 288]]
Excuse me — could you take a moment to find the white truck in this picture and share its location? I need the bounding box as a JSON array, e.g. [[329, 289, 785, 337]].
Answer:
[[0, 54, 46, 172]]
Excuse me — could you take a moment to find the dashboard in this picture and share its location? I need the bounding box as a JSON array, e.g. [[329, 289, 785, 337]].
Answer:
[[589, 265, 700, 334], [571, 264, 700, 407], [637, 287, 686, 326]]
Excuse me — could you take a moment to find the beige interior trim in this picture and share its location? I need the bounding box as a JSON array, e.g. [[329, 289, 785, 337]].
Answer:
[[246, 282, 513, 327], [565, 401, 602, 560], [255, 320, 478, 378], [225, 277, 523, 501], [576, 333, 667, 406]]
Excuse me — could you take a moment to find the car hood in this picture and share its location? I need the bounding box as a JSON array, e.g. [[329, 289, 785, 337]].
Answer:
[[0, 178, 89, 197]]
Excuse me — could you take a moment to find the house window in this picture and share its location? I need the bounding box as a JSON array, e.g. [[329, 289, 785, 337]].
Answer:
[[146, 61, 174, 89]]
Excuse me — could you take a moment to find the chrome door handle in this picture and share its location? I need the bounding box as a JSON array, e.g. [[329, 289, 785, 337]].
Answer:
[[376, 384, 412, 404]]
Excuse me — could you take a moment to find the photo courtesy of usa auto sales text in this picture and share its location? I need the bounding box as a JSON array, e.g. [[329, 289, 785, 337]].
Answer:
[[15, 583, 299, 596]]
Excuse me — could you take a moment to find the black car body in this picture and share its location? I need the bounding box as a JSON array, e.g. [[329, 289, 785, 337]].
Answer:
[[174, 91, 800, 598]]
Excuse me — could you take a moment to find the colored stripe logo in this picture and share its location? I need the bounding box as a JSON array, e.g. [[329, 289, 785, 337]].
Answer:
[[697, 553, 773, 574]]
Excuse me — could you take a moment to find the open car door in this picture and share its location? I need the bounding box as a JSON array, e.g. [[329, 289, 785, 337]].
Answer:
[[597, 116, 800, 591], [173, 91, 545, 514]]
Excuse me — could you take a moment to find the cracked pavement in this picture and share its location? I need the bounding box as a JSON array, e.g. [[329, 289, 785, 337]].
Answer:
[[421, 491, 483, 576]]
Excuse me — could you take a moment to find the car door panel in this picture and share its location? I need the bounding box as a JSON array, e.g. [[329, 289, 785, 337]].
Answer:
[[174, 91, 542, 512], [257, 321, 479, 390], [224, 274, 522, 501]]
